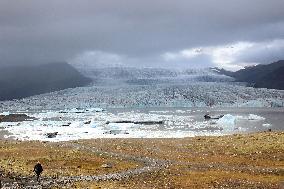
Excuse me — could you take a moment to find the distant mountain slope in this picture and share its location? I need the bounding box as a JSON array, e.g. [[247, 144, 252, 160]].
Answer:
[[0, 62, 91, 100], [86, 67, 178, 79], [72, 65, 234, 86], [213, 60, 284, 90], [256, 65, 284, 89]]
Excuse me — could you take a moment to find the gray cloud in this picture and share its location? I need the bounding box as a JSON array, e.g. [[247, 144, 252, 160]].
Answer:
[[161, 39, 284, 71], [235, 39, 284, 64], [0, 0, 284, 69]]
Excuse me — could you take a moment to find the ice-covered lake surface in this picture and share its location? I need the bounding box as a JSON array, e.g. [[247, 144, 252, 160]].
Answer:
[[0, 107, 283, 142]]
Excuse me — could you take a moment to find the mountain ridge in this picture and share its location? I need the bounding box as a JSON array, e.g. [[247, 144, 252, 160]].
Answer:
[[0, 62, 91, 101], [212, 60, 284, 90]]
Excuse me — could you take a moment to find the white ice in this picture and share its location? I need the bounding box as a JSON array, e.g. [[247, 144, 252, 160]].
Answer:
[[0, 109, 270, 142], [216, 114, 236, 130], [0, 111, 10, 116]]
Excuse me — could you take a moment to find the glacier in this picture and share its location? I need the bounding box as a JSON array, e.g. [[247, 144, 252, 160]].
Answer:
[[0, 82, 283, 111]]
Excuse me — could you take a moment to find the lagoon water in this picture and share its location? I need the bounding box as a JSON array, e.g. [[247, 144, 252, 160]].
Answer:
[[109, 107, 284, 130], [0, 107, 283, 141]]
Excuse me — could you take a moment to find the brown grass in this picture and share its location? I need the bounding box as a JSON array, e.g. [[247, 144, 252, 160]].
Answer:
[[74, 132, 284, 188], [0, 140, 140, 178], [0, 131, 283, 188]]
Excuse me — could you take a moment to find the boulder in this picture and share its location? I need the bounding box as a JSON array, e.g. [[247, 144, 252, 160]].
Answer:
[[101, 163, 112, 168], [46, 132, 58, 138]]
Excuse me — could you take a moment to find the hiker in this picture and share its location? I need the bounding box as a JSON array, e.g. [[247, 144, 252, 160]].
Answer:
[[34, 162, 43, 181]]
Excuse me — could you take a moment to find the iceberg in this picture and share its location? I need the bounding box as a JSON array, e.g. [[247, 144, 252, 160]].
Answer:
[[216, 114, 236, 130]]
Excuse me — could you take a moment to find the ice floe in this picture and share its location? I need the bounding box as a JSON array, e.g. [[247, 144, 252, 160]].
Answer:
[[0, 111, 10, 116], [0, 108, 275, 142], [262, 123, 271, 127], [247, 114, 266, 120]]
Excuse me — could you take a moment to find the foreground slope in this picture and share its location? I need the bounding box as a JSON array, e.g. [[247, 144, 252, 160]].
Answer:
[[0, 62, 91, 101], [0, 132, 283, 188]]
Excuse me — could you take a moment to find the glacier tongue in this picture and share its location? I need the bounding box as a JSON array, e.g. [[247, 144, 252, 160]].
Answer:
[[0, 82, 283, 111]]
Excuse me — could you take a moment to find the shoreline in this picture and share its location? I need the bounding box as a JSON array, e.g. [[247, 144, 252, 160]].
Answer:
[[0, 129, 12, 140], [0, 125, 275, 142]]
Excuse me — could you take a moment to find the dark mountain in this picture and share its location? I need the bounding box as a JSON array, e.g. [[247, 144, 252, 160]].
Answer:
[[213, 60, 284, 90], [255, 65, 284, 89], [0, 62, 92, 101]]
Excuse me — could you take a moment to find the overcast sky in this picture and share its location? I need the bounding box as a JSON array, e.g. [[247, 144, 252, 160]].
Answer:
[[1, 0, 284, 70]]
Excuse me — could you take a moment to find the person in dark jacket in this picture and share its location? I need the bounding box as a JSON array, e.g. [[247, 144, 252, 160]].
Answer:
[[34, 162, 43, 181]]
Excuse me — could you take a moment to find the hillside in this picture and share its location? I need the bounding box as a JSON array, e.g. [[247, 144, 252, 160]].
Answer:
[[213, 60, 284, 90], [0, 62, 91, 101]]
